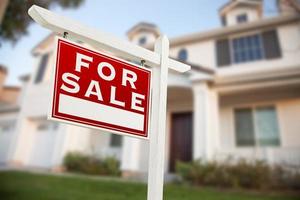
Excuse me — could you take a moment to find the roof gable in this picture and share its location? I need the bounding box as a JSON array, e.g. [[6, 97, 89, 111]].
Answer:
[[126, 22, 160, 40], [219, 0, 262, 16]]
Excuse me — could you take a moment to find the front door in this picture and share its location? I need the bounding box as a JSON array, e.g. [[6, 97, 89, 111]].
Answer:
[[169, 112, 193, 172]]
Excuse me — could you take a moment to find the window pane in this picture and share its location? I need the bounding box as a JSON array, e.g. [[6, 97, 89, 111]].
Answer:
[[237, 14, 248, 23], [235, 108, 255, 146], [138, 37, 147, 45], [255, 106, 280, 146], [233, 39, 238, 49], [248, 49, 254, 60], [178, 48, 188, 61], [232, 34, 264, 64], [254, 35, 261, 48], [110, 134, 122, 147]]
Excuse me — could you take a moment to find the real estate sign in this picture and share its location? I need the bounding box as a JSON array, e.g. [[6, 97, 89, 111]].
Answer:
[[49, 38, 152, 139]]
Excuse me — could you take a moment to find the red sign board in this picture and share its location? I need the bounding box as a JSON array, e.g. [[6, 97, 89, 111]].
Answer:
[[49, 38, 152, 139]]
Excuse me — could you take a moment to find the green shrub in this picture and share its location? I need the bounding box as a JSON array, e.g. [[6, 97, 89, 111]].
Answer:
[[63, 152, 120, 176], [102, 157, 121, 176], [288, 173, 300, 190], [176, 159, 299, 190], [63, 152, 89, 172], [229, 160, 271, 189], [272, 167, 300, 190], [176, 160, 237, 188]]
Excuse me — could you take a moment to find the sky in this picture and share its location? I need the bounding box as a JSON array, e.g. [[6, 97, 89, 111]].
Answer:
[[0, 0, 277, 86]]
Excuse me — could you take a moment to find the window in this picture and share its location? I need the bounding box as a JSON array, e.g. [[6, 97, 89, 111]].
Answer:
[[216, 30, 281, 67], [35, 53, 49, 83], [232, 34, 264, 64], [37, 121, 58, 131], [234, 106, 280, 147], [110, 134, 122, 147], [237, 14, 248, 23], [235, 108, 255, 146], [139, 37, 147, 45], [178, 48, 188, 61]]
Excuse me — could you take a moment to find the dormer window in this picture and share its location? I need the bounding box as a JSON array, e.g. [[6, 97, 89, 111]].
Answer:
[[178, 48, 188, 62], [237, 14, 248, 24], [139, 37, 147, 45], [219, 0, 262, 26]]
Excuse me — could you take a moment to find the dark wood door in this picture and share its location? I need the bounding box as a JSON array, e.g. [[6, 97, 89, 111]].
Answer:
[[169, 112, 193, 172]]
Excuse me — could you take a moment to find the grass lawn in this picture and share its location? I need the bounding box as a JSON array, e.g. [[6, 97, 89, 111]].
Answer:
[[0, 170, 299, 200]]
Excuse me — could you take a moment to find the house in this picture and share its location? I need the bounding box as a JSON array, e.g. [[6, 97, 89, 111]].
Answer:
[[0, 65, 21, 164], [2, 0, 300, 178]]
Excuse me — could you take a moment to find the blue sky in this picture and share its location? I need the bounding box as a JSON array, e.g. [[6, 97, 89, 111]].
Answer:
[[0, 0, 277, 86]]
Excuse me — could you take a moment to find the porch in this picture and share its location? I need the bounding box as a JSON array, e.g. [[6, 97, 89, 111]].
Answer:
[[120, 70, 300, 177]]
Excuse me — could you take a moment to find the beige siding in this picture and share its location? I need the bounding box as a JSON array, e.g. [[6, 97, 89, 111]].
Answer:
[[278, 99, 300, 147], [169, 40, 216, 69], [220, 106, 235, 149]]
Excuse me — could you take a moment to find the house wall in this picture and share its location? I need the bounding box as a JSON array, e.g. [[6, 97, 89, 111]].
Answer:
[[169, 40, 216, 69], [169, 21, 300, 76], [225, 6, 260, 26], [278, 99, 300, 147], [0, 88, 20, 104], [219, 97, 300, 166], [88, 130, 122, 160], [0, 112, 18, 163], [131, 31, 157, 47]]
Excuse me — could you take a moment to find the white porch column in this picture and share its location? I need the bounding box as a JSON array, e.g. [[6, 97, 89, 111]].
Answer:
[[120, 137, 142, 175], [193, 82, 220, 161]]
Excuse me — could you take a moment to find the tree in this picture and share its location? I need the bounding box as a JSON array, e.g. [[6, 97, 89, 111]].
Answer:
[[0, 0, 84, 44]]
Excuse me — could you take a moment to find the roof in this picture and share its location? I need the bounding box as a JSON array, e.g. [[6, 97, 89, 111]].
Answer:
[[170, 57, 215, 75], [219, 0, 262, 16], [3, 86, 20, 91], [277, 0, 300, 12], [0, 64, 7, 74], [126, 22, 161, 40], [169, 13, 300, 47]]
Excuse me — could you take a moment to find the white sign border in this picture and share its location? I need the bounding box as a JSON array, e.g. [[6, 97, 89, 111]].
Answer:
[[48, 36, 153, 140]]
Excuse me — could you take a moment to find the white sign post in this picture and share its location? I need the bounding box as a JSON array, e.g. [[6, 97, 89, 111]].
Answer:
[[147, 36, 169, 200], [28, 5, 190, 200]]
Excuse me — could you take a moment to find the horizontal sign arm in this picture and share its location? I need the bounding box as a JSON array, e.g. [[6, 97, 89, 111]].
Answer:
[[28, 5, 190, 73]]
